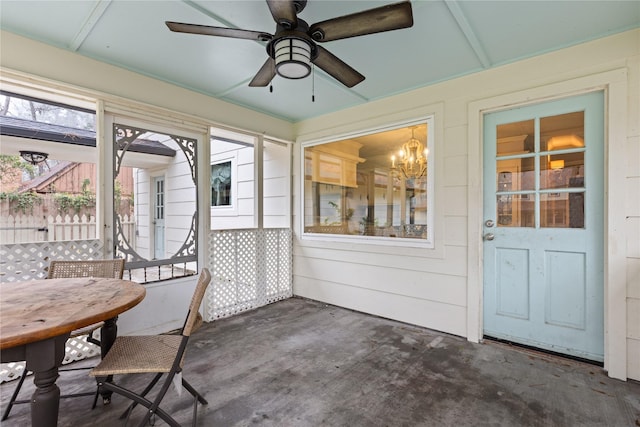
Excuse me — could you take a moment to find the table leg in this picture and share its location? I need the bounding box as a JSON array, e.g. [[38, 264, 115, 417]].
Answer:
[[25, 335, 68, 427], [98, 316, 118, 404]]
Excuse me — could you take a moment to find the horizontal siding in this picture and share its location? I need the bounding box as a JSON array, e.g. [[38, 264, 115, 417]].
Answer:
[[293, 255, 466, 307], [294, 276, 467, 337], [444, 216, 467, 246], [294, 244, 467, 277], [264, 196, 288, 216]]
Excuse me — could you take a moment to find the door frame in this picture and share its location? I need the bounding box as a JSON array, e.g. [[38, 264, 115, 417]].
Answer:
[[467, 69, 628, 380]]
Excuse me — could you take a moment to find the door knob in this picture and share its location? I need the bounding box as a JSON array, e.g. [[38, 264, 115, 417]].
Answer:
[[483, 233, 495, 241]]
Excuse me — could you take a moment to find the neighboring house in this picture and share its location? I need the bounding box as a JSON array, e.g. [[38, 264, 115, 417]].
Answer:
[[0, 27, 637, 382], [0, 115, 169, 234]]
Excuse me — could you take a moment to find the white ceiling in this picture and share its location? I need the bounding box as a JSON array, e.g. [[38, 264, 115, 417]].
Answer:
[[1, 1, 638, 123]]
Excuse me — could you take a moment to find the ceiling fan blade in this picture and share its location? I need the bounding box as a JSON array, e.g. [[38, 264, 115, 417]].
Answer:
[[166, 21, 272, 42], [308, 1, 413, 42], [312, 46, 365, 88], [266, 0, 298, 29], [249, 58, 277, 87]]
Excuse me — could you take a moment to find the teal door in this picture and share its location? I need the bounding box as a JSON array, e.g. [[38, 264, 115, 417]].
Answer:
[[483, 92, 604, 362]]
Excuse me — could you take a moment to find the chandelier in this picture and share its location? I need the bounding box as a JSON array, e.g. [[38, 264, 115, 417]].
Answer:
[[390, 126, 428, 179]]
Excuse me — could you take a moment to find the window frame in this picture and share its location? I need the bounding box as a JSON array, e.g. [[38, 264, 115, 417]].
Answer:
[[210, 152, 238, 215], [300, 116, 436, 248]]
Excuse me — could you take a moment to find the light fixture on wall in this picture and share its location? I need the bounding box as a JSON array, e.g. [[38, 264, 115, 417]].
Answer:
[[19, 150, 48, 165], [390, 126, 428, 179]]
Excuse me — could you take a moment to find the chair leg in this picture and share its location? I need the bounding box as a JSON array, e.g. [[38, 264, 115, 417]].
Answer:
[[91, 386, 101, 409], [1, 368, 29, 421], [86, 330, 101, 347], [138, 372, 177, 427], [118, 373, 163, 420], [181, 378, 208, 405], [98, 380, 180, 427]]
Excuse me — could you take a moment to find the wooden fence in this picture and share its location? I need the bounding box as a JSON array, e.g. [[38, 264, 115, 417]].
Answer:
[[0, 214, 136, 244]]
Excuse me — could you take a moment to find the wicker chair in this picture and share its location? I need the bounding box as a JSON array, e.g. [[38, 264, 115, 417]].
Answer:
[[1, 258, 126, 421], [90, 268, 211, 427]]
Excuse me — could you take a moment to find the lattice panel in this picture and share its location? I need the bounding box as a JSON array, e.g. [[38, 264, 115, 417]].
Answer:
[[265, 229, 292, 303], [0, 240, 103, 282], [206, 229, 292, 320], [64, 335, 100, 363], [0, 240, 103, 382]]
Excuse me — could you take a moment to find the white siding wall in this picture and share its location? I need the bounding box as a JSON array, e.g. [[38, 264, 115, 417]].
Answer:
[[263, 140, 291, 229], [134, 169, 151, 259], [210, 138, 291, 230], [133, 137, 195, 260], [210, 141, 255, 230], [294, 30, 639, 381], [627, 73, 640, 379], [163, 137, 196, 258]]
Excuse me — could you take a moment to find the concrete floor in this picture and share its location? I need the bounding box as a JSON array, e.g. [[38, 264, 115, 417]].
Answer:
[[1, 297, 639, 426]]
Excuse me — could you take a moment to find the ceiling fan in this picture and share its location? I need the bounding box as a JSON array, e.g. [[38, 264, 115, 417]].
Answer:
[[166, 0, 413, 88]]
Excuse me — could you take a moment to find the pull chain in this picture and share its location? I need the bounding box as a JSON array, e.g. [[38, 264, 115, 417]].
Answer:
[[312, 64, 315, 102]]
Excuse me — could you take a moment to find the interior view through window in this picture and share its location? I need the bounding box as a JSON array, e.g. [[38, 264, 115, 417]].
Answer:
[[303, 119, 433, 242], [496, 111, 585, 229]]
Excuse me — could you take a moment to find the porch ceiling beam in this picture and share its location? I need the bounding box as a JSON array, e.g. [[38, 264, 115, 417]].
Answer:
[[444, 0, 492, 69], [69, 0, 112, 51]]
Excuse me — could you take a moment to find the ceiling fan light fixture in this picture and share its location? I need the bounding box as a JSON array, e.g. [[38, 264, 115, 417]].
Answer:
[[274, 37, 312, 79]]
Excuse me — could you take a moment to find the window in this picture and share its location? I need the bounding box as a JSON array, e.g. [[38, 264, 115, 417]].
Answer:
[[211, 161, 232, 206], [495, 111, 586, 229], [303, 118, 434, 245]]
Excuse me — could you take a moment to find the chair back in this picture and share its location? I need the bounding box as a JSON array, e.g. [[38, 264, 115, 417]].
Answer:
[[48, 259, 125, 279], [182, 268, 211, 337]]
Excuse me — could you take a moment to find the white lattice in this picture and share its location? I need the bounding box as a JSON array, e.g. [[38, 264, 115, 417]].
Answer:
[[206, 228, 292, 320], [0, 240, 103, 282], [0, 240, 104, 383]]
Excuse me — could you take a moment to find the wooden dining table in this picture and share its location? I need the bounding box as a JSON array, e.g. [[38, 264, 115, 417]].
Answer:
[[0, 277, 146, 427]]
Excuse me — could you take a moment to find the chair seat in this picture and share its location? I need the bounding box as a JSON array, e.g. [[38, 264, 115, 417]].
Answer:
[[91, 335, 183, 376]]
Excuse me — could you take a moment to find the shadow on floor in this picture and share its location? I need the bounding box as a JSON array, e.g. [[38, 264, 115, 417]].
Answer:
[[2, 297, 639, 426]]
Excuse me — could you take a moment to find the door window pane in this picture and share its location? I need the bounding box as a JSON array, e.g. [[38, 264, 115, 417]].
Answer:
[[497, 120, 534, 156], [541, 112, 584, 152], [541, 153, 584, 190], [497, 194, 535, 227], [540, 192, 585, 228], [497, 159, 535, 192]]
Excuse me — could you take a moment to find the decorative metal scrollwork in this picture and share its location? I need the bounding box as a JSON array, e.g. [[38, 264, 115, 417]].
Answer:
[[113, 123, 198, 273], [114, 124, 144, 176]]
